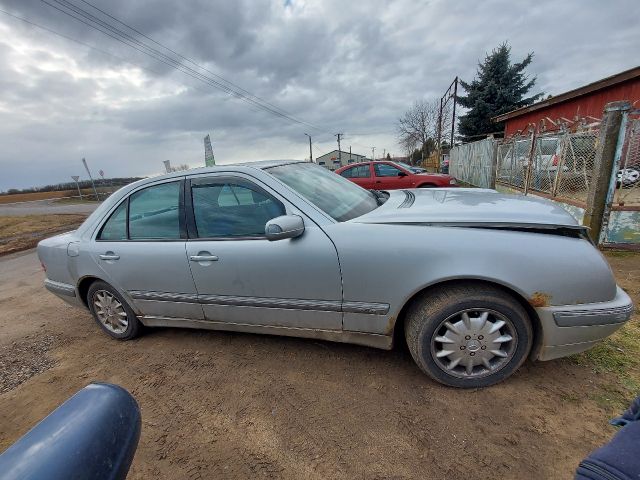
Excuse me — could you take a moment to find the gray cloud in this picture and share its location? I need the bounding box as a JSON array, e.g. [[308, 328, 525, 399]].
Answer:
[[0, 0, 638, 190]]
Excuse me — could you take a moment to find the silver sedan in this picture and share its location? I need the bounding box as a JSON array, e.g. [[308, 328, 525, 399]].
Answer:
[[38, 161, 633, 387]]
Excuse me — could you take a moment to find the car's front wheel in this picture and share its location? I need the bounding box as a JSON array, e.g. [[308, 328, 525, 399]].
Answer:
[[405, 283, 532, 388], [87, 281, 141, 340]]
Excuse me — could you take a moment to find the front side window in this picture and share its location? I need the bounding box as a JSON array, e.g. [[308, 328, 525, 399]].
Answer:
[[374, 163, 403, 177], [268, 162, 378, 222], [191, 180, 285, 238], [128, 182, 181, 240]]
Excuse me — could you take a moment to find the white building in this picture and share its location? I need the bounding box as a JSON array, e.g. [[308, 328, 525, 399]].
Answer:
[[315, 150, 367, 171]]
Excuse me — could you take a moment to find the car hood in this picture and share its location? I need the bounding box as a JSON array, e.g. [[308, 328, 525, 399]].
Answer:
[[353, 188, 581, 228]]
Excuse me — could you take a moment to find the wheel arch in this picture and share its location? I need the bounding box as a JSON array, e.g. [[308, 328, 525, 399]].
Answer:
[[76, 276, 142, 316], [392, 278, 542, 360], [416, 183, 437, 188], [77, 275, 102, 308]]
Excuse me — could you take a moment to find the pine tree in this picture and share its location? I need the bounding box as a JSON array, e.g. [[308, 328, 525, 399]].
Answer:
[[457, 42, 542, 142]]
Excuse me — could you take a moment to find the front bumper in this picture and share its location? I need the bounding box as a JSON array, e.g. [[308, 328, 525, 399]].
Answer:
[[535, 286, 634, 361]]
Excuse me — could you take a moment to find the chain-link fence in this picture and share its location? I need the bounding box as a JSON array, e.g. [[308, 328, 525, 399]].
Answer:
[[496, 128, 600, 207], [614, 118, 640, 206], [449, 138, 495, 188]]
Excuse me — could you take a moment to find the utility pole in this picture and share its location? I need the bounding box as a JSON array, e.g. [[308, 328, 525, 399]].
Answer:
[[349, 146, 352, 163], [335, 133, 343, 164], [71, 175, 82, 200], [371, 147, 376, 161], [304, 133, 313, 162], [450, 76, 458, 148], [82, 158, 100, 201], [383, 149, 386, 159]]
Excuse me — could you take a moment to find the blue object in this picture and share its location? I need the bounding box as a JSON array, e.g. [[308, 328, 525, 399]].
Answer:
[[0, 383, 141, 480], [576, 395, 640, 480], [610, 395, 640, 427]]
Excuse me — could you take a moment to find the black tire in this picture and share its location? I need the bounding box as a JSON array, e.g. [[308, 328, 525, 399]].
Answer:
[[418, 183, 436, 188], [87, 280, 141, 340], [404, 283, 532, 388]]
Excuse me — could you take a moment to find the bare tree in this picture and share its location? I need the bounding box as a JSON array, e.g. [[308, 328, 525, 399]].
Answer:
[[397, 100, 440, 163]]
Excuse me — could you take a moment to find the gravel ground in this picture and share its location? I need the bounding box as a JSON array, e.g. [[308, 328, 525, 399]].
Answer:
[[0, 334, 56, 394]]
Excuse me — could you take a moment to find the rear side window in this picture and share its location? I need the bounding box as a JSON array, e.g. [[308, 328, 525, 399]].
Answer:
[[97, 201, 127, 240], [191, 180, 285, 238], [129, 182, 180, 240], [341, 165, 370, 178]]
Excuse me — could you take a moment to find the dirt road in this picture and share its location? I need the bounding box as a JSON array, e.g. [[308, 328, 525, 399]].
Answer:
[[0, 199, 100, 216], [0, 250, 636, 479]]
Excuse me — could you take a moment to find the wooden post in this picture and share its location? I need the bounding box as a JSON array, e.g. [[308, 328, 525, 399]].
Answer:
[[489, 138, 498, 189], [583, 101, 631, 243], [523, 129, 536, 195]]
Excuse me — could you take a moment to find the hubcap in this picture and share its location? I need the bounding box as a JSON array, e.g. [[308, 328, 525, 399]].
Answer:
[[430, 309, 517, 379], [93, 290, 128, 334]]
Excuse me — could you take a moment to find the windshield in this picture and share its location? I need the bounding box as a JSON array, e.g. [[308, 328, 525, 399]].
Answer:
[[267, 162, 379, 222], [394, 161, 422, 172]]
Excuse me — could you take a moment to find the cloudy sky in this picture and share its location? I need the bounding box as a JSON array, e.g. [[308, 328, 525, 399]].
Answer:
[[0, 0, 637, 190]]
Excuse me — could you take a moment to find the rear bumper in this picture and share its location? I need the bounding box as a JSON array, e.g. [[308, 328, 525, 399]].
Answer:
[[44, 279, 85, 308], [535, 286, 634, 361]]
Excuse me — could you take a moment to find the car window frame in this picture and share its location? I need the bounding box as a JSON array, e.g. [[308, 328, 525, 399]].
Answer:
[[373, 162, 405, 178], [95, 179, 187, 242], [185, 175, 287, 241]]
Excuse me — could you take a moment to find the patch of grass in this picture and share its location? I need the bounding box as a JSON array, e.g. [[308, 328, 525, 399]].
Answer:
[[570, 320, 640, 411], [604, 249, 638, 258], [0, 214, 86, 255]]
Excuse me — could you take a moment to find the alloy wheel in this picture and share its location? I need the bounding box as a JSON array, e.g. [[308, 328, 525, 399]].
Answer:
[[430, 309, 517, 379], [93, 290, 128, 334]]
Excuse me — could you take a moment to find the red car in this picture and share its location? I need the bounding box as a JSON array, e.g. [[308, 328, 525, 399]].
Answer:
[[335, 161, 457, 190]]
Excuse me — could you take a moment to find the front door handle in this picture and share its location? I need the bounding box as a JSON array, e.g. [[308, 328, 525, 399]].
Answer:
[[375, 180, 382, 183], [189, 255, 219, 262], [99, 253, 120, 261]]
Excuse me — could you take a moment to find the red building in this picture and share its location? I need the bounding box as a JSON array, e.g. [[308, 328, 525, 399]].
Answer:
[[494, 66, 640, 137]]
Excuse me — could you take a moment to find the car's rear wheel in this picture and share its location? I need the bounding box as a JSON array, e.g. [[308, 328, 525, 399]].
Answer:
[[87, 281, 141, 340], [405, 283, 532, 388]]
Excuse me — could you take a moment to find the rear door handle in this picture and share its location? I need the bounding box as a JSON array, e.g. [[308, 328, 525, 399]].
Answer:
[[189, 255, 219, 262], [99, 254, 120, 261]]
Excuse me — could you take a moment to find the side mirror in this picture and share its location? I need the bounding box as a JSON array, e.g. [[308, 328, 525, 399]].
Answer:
[[397, 171, 408, 177], [265, 215, 305, 241]]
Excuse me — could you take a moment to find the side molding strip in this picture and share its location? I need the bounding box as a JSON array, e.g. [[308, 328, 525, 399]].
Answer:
[[129, 290, 389, 315]]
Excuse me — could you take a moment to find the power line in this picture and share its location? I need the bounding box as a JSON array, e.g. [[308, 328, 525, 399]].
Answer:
[[0, 7, 212, 97], [38, 0, 329, 133], [2, 3, 392, 150], [77, 0, 299, 124], [45, 0, 311, 127]]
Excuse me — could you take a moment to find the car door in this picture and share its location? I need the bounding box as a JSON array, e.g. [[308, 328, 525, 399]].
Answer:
[[184, 173, 343, 330], [89, 179, 204, 320], [340, 164, 374, 189], [373, 162, 413, 190]]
